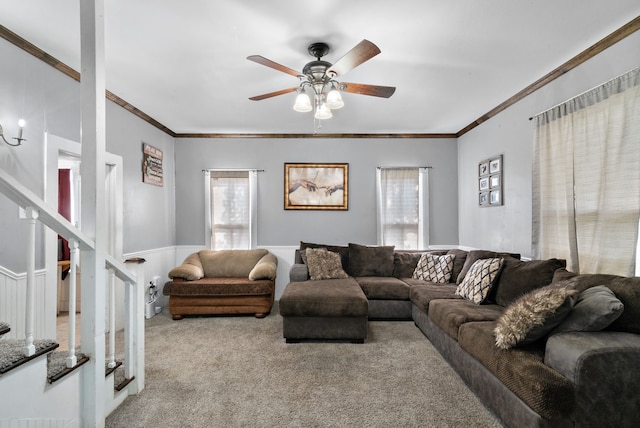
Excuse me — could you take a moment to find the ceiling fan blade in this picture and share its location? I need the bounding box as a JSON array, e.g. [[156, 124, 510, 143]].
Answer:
[[327, 40, 381, 76], [249, 87, 299, 101], [339, 82, 396, 98], [247, 55, 302, 78]]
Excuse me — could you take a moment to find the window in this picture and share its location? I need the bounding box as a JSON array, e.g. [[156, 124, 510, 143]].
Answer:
[[532, 68, 640, 276], [376, 167, 429, 249], [204, 170, 257, 250]]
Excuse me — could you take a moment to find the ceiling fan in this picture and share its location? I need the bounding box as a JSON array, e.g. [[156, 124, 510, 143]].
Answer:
[[247, 40, 395, 120]]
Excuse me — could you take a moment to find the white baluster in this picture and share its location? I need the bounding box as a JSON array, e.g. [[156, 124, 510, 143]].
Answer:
[[23, 207, 38, 357], [107, 268, 116, 369], [66, 239, 79, 368]]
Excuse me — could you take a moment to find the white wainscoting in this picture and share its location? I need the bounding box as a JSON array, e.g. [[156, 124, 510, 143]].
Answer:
[[0, 265, 49, 340], [123, 246, 178, 309]]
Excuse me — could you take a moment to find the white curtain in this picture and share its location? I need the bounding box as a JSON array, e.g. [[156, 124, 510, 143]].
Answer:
[[532, 68, 640, 276], [376, 167, 429, 249], [204, 170, 258, 250]]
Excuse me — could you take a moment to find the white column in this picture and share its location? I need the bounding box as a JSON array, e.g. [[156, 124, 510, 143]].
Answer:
[[80, 0, 108, 426], [22, 207, 38, 357], [66, 239, 79, 368], [107, 268, 116, 369], [124, 259, 146, 394]]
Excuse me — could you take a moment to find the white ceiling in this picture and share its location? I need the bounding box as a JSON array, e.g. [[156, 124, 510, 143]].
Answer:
[[1, 1, 639, 135]]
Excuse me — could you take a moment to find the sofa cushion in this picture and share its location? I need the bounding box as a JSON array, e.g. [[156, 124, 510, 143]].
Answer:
[[168, 252, 205, 281], [446, 249, 468, 283], [550, 285, 624, 334], [413, 253, 455, 284], [279, 278, 367, 318], [355, 277, 410, 300], [392, 251, 424, 278], [456, 250, 520, 284], [348, 243, 395, 277], [300, 241, 349, 272], [458, 321, 575, 420], [492, 257, 567, 306], [408, 283, 460, 313], [248, 253, 278, 280], [198, 249, 268, 278], [428, 299, 503, 340], [494, 283, 577, 349], [552, 269, 640, 334], [305, 248, 349, 280], [163, 277, 274, 296], [455, 258, 504, 304]]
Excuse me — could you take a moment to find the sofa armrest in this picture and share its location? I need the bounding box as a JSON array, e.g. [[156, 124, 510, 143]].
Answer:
[[289, 263, 309, 282], [168, 253, 204, 281], [545, 331, 640, 427], [249, 252, 278, 280]]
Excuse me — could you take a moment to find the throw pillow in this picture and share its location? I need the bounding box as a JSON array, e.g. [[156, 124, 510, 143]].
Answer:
[[455, 258, 504, 304], [492, 257, 567, 306], [413, 253, 456, 284], [550, 285, 624, 334], [456, 250, 520, 284], [305, 248, 349, 280], [300, 241, 349, 272], [348, 243, 395, 277], [494, 284, 577, 350]]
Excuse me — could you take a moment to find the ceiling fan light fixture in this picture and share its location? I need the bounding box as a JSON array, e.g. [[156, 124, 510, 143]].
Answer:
[[326, 88, 344, 109], [293, 92, 312, 112], [314, 102, 332, 120]]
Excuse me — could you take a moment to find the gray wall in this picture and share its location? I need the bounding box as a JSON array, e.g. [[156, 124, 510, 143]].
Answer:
[[0, 38, 175, 271], [174, 138, 459, 248], [457, 31, 640, 258]]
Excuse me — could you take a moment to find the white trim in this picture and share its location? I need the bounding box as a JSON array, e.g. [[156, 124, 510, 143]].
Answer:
[[0, 265, 46, 280]]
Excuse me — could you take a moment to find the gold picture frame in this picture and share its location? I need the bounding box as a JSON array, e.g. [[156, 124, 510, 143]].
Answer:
[[284, 163, 349, 210]]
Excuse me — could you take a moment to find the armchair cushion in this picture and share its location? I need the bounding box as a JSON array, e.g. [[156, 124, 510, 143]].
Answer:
[[199, 249, 268, 278], [249, 252, 278, 281], [168, 252, 204, 280]]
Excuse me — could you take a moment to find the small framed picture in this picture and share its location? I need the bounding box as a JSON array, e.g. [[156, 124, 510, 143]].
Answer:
[[479, 162, 489, 177], [490, 174, 501, 188], [490, 190, 501, 205], [479, 192, 489, 206], [479, 177, 489, 191], [489, 156, 502, 174]]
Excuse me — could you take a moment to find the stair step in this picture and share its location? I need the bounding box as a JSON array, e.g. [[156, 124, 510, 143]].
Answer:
[[0, 339, 58, 375], [0, 322, 9, 337], [47, 350, 90, 384]]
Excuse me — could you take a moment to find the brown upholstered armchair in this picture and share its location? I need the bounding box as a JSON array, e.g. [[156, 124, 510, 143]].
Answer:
[[163, 249, 277, 320]]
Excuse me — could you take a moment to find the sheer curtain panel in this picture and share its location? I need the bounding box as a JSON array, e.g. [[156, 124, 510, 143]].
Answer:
[[532, 68, 640, 276], [204, 170, 258, 250], [376, 167, 429, 249]]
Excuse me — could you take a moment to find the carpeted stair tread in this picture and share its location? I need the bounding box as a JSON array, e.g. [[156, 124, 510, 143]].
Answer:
[[0, 322, 10, 337], [0, 339, 58, 374], [47, 348, 90, 383]]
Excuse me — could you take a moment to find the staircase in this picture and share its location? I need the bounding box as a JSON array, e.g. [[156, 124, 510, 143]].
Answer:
[[0, 168, 146, 426]]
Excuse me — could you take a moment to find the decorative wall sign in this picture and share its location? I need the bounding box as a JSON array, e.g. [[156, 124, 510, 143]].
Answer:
[[284, 163, 348, 210], [479, 155, 502, 207], [142, 143, 163, 186]]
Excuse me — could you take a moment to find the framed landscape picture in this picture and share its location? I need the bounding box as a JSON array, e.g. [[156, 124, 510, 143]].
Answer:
[[284, 163, 349, 210]]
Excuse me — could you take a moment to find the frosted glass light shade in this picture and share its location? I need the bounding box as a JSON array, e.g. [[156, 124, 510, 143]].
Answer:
[[326, 89, 344, 109], [314, 103, 332, 120], [293, 93, 312, 112]]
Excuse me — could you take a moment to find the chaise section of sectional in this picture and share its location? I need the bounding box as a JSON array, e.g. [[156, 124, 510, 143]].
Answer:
[[279, 277, 368, 343]]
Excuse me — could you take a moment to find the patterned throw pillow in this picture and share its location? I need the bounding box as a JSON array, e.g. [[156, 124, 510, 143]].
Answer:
[[455, 258, 504, 304], [305, 248, 349, 281], [412, 253, 456, 283]]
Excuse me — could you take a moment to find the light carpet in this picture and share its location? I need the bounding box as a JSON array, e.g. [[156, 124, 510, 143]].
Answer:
[[106, 304, 504, 427]]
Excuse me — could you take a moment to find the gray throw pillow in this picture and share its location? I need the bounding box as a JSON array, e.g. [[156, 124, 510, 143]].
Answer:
[[550, 285, 624, 334], [493, 257, 567, 306]]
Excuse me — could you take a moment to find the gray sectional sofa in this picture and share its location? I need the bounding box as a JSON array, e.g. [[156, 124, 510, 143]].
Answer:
[[280, 242, 640, 428]]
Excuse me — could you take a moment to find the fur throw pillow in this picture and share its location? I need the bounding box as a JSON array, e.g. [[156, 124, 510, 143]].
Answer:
[[494, 284, 577, 349], [306, 248, 349, 281]]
